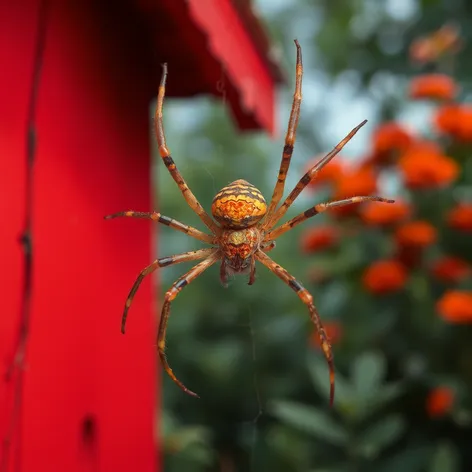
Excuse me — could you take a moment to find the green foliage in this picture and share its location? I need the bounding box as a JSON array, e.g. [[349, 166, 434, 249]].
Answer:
[[154, 1, 472, 470]]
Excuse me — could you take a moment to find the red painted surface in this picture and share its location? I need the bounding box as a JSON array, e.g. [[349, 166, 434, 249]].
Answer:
[[1, 1, 279, 471], [187, 0, 276, 135], [138, 0, 279, 135], [1, 2, 157, 471]]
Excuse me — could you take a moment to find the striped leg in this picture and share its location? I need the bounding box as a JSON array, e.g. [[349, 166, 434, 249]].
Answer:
[[158, 251, 220, 398], [155, 64, 220, 235], [261, 241, 276, 252], [104, 210, 215, 244], [263, 120, 367, 230], [266, 196, 395, 241], [255, 250, 335, 407], [264, 40, 303, 222], [121, 248, 216, 334]]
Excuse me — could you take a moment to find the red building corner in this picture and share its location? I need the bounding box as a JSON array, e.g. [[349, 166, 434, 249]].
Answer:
[[0, 1, 281, 471]]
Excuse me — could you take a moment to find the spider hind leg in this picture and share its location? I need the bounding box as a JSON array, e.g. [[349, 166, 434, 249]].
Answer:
[[255, 249, 335, 406], [158, 252, 220, 398]]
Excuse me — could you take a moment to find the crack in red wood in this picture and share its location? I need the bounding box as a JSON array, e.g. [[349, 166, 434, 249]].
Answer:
[[1, 2, 49, 471]]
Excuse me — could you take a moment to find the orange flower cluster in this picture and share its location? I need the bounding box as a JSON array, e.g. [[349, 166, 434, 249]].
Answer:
[[437, 290, 472, 323], [334, 165, 377, 200], [395, 220, 437, 248], [447, 203, 472, 232], [371, 122, 413, 165], [409, 74, 458, 101], [435, 104, 472, 142], [426, 387, 455, 418], [326, 165, 378, 218], [410, 23, 461, 65], [363, 260, 407, 295], [398, 145, 459, 190], [300, 226, 339, 253], [361, 200, 411, 226], [431, 256, 471, 283]]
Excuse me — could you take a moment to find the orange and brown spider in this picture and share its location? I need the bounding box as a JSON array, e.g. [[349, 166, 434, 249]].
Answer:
[[105, 40, 394, 406]]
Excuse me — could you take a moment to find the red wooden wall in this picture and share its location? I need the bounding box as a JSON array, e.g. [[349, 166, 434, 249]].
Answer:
[[1, 1, 280, 471], [1, 1, 157, 471]]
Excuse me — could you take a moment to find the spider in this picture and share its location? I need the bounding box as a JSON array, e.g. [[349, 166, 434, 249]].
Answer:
[[105, 40, 394, 406]]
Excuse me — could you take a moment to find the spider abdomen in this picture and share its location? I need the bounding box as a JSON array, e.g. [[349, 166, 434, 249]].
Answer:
[[211, 179, 267, 229]]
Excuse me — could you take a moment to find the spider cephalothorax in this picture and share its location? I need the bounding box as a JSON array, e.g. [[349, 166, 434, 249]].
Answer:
[[105, 40, 394, 406]]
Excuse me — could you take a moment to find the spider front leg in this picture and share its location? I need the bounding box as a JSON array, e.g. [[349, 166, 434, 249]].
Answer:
[[155, 64, 220, 235], [105, 210, 215, 244], [264, 120, 367, 230], [265, 39, 303, 221], [158, 251, 220, 398], [266, 196, 395, 240], [255, 249, 335, 406], [121, 248, 216, 334]]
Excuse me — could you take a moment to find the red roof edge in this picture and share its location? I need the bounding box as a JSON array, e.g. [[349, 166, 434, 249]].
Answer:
[[185, 0, 281, 136], [230, 0, 286, 85]]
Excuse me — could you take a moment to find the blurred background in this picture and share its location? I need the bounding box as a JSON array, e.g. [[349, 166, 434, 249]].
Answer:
[[2, 1, 472, 472], [158, 1, 472, 471]]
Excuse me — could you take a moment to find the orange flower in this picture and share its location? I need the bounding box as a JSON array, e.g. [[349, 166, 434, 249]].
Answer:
[[333, 166, 377, 200], [371, 122, 413, 164], [448, 203, 472, 232], [431, 256, 471, 283], [300, 226, 338, 253], [404, 139, 443, 156], [304, 156, 343, 188], [426, 387, 455, 418], [329, 166, 378, 218], [310, 321, 342, 349], [434, 104, 462, 135], [434, 104, 472, 142], [410, 23, 461, 65], [395, 220, 437, 248], [361, 200, 411, 226], [363, 260, 407, 295], [409, 74, 458, 101], [398, 150, 459, 189], [437, 290, 472, 323]]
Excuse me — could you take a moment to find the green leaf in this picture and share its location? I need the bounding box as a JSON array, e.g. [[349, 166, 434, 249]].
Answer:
[[270, 399, 348, 446], [358, 415, 406, 459], [375, 381, 405, 405], [161, 410, 178, 436], [352, 351, 386, 399], [429, 442, 460, 472], [266, 425, 312, 468], [175, 426, 212, 448], [378, 446, 432, 472]]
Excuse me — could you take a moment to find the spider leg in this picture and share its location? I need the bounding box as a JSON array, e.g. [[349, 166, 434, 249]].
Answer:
[[158, 251, 220, 398], [220, 259, 229, 288], [266, 196, 395, 241], [264, 40, 303, 221], [155, 64, 220, 235], [261, 241, 276, 253], [263, 120, 367, 230], [121, 248, 216, 334], [105, 210, 215, 244], [248, 257, 256, 285], [255, 249, 335, 406]]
